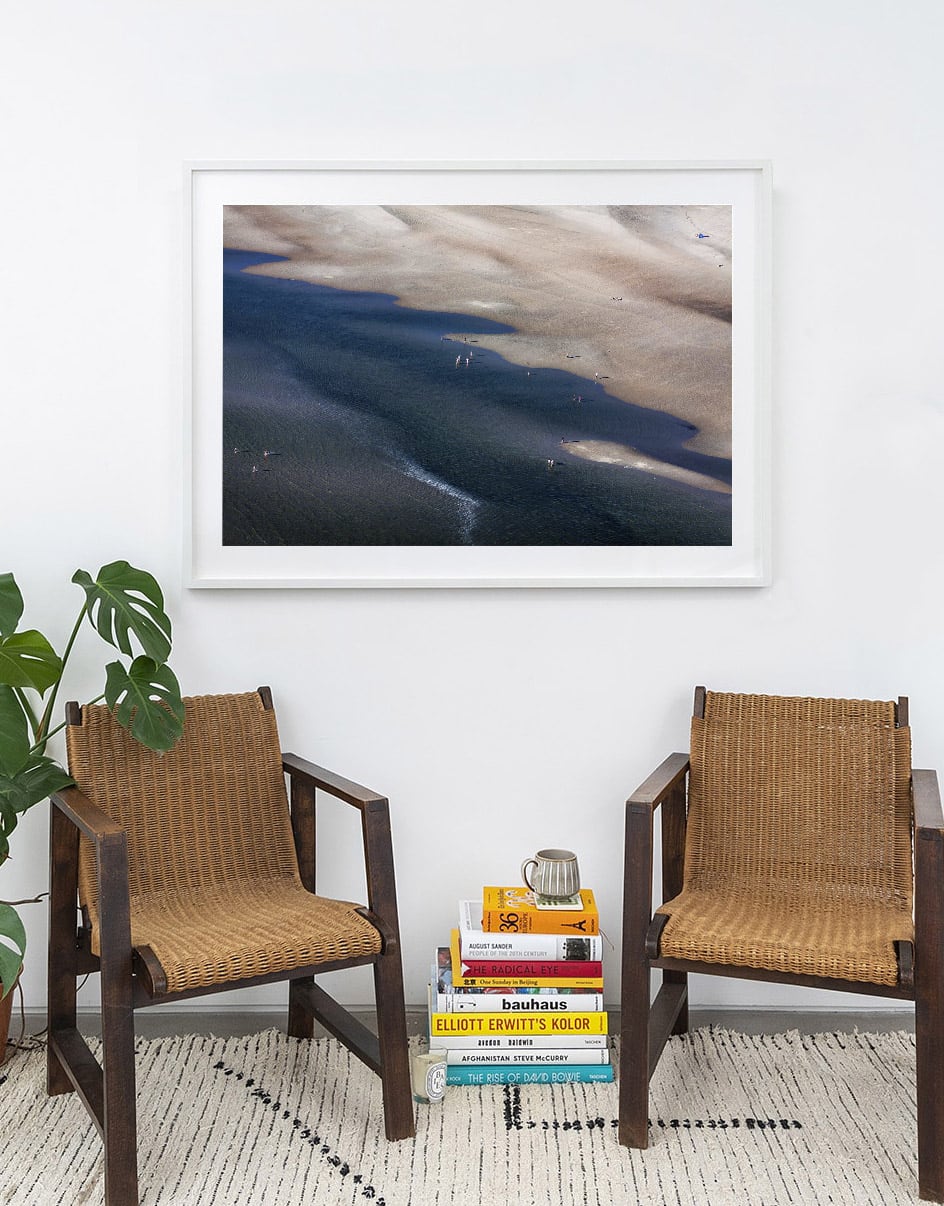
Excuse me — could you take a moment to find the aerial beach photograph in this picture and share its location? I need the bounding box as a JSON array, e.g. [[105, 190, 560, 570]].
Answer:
[[221, 203, 732, 547]]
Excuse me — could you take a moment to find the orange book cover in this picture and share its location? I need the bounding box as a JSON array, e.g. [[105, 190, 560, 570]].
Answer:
[[481, 887, 600, 935]]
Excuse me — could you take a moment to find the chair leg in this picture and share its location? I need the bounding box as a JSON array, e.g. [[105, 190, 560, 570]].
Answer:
[[288, 975, 315, 1039], [915, 775, 944, 1203], [916, 932, 944, 1200], [666, 970, 689, 1036], [619, 801, 656, 1149], [916, 1011, 944, 1201], [100, 984, 138, 1206], [619, 961, 651, 1148], [47, 802, 78, 1097], [98, 839, 139, 1206], [373, 948, 415, 1141]]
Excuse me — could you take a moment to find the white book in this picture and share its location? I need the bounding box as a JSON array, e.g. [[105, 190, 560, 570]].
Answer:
[[431, 1032, 609, 1050], [435, 990, 605, 1013], [458, 900, 603, 960], [443, 1047, 611, 1066]]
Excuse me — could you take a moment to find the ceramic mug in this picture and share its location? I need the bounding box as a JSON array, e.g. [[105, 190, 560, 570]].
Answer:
[[521, 849, 580, 899]]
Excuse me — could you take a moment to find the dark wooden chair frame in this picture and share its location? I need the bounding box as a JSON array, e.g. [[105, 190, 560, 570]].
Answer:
[[619, 687, 944, 1204], [47, 687, 415, 1206]]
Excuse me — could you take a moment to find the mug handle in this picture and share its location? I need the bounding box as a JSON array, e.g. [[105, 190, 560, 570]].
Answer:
[[521, 858, 538, 891]]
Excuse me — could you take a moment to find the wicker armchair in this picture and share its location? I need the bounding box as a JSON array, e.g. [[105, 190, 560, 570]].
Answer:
[[47, 688, 414, 1206], [619, 688, 944, 1203]]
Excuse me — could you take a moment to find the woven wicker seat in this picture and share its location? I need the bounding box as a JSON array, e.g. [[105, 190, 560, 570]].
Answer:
[[118, 881, 382, 994], [657, 889, 909, 985], [47, 689, 415, 1206], [619, 688, 944, 1203]]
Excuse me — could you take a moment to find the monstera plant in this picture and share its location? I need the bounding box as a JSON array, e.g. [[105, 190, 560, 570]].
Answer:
[[0, 561, 184, 999]]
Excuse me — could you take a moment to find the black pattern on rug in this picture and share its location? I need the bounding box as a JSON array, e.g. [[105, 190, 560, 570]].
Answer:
[[501, 1084, 801, 1133], [213, 1048, 803, 1206], [213, 1057, 388, 1205]]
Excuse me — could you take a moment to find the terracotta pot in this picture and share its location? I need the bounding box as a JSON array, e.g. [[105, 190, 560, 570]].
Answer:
[[0, 980, 15, 1066]]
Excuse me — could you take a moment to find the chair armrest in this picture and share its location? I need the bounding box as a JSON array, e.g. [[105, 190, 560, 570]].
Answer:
[[50, 786, 132, 971], [283, 753, 386, 812], [625, 753, 690, 908], [51, 785, 126, 845], [628, 753, 690, 813], [283, 754, 402, 941], [914, 769, 944, 832]]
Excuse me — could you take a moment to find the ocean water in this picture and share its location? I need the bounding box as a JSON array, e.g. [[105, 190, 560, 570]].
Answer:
[[222, 249, 731, 547]]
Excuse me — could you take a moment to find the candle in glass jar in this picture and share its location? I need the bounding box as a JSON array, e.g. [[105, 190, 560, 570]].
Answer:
[[412, 1049, 447, 1103]]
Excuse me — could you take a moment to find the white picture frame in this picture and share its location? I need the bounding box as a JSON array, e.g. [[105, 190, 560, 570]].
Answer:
[[185, 160, 771, 588]]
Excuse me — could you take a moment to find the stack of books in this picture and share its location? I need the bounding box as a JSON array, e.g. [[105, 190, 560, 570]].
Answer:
[[428, 885, 612, 1086]]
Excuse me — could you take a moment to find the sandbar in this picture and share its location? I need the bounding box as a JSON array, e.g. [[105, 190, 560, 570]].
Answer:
[[224, 204, 732, 458], [560, 440, 731, 494]]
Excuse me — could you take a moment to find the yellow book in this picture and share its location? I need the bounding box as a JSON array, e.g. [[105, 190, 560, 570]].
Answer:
[[449, 930, 604, 990], [431, 1012, 608, 1037], [481, 886, 600, 935]]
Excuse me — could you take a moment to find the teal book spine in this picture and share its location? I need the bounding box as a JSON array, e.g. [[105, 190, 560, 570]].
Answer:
[[446, 1064, 614, 1086]]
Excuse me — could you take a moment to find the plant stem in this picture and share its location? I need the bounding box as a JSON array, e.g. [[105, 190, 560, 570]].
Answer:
[[36, 694, 105, 747], [36, 601, 89, 748], [13, 688, 41, 743]]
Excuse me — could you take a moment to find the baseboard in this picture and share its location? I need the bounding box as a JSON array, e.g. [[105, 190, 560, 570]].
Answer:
[[11, 1003, 915, 1042]]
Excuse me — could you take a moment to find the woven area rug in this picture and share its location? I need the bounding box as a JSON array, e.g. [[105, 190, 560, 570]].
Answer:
[[1, 1028, 921, 1205]]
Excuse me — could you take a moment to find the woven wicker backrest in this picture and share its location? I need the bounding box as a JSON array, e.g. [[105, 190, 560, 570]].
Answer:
[[67, 692, 299, 916], [686, 692, 913, 909]]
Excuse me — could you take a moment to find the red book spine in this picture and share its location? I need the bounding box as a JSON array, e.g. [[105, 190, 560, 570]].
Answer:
[[459, 958, 603, 978]]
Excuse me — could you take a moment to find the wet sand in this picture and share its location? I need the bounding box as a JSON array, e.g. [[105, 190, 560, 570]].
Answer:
[[223, 204, 732, 460]]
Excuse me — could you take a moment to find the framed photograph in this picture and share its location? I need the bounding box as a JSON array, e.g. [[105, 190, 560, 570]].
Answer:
[[185, 160, 771, 588]]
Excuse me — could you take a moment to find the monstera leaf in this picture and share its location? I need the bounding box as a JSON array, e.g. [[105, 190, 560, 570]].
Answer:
[[0, 686, 30, 776], [0, 679, 72, 860], [0, 630, 62, 693], [5, 754, 72, 812], [72, 561, 173, 664], [0, 903, 26, 996], [0, 574, 24, 638], [0, 793, 16, 859], [0, 573, 61, 691], [0, 754, 73, 842], [104, 657, 184, 752]]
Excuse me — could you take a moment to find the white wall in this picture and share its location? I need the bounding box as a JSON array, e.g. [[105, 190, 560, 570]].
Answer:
[[3, 1, 942, 1016]]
